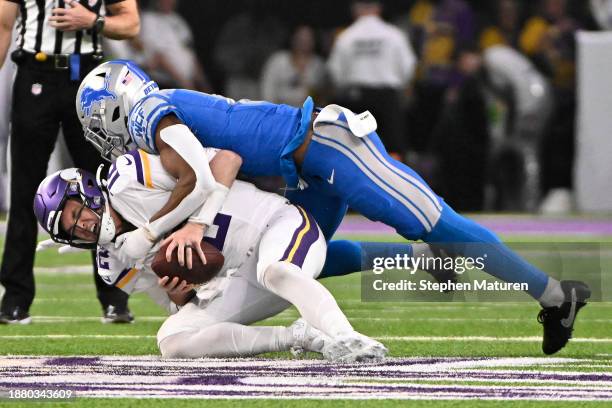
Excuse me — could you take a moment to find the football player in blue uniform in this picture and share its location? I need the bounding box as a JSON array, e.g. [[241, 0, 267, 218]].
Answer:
[[76, 60, 590, 355]]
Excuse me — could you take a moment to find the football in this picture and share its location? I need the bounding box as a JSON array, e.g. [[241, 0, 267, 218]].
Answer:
[[151, 240, 224, 285]]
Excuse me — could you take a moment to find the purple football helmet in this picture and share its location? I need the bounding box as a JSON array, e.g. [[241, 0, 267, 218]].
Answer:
[[33, 168, 115, 249]]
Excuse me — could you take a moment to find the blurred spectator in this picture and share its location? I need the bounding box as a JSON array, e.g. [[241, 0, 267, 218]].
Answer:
[[214, 1, 286, 99], [404, 0, 476, 152], [104, 36, 151, 69], [328, 0, 416, 160], [430, 50, 489, 211], [260, 25, 327, 106], [482, 45, 552, 211], [519, 0, 578, 213], [479, 0, 522, 50], [590, 0, 612, 30], [141, 0, 211, 91]]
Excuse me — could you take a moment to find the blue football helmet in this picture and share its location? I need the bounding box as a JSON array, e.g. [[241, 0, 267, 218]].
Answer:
[[76, 60, 158, 162]]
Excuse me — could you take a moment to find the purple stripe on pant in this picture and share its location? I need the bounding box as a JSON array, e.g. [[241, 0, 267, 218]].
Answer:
[[280, 206, 320, 268]]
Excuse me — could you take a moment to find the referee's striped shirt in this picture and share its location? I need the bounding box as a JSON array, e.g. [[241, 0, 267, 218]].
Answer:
[[7, 0, 123, 55]]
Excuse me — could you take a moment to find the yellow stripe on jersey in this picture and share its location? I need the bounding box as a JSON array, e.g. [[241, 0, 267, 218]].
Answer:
[[116, 268, 139, 289], [139, 150, 154, 188], [286, 206, 311, 263]]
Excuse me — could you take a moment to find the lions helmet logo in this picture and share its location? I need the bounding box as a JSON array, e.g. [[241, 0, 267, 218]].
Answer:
[[80, 75, 117, 117]]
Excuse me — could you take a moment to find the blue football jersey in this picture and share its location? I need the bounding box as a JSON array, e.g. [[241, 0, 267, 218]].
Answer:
[[127, 89, 314, 186]]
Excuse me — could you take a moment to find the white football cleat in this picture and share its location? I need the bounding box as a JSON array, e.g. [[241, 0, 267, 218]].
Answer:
[[288, 318, 330, 356], [323, 331, 388, 363]]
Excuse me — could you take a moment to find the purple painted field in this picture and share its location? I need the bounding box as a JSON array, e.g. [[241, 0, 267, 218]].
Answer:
[[0, 356, 610, 400]]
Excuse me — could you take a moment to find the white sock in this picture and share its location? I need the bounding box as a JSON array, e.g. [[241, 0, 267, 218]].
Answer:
[[261, 262, 354, 337], [538, 277, 565, 308], [159, 323, 293, 358]]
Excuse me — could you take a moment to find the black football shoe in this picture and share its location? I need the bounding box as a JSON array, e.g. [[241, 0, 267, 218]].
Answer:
[[101, 305, 134, 324], [538, 280, 591, 355], [0, 306, 32, 325]]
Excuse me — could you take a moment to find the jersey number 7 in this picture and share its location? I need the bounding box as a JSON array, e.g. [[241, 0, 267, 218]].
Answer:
[[203, 213, 231, 251]]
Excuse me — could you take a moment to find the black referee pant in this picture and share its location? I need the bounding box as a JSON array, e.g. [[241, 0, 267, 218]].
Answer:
[[0, 57, 128, 314]]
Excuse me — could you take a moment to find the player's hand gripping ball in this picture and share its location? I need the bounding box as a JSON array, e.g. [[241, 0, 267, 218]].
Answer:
[[152, 241, 224, 284]]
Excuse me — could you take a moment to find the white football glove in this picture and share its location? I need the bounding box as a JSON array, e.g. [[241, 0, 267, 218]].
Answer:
[[114, 226, 156, 261]]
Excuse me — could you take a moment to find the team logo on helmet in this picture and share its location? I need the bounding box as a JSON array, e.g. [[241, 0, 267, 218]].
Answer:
[[80, 75, 117, 117]]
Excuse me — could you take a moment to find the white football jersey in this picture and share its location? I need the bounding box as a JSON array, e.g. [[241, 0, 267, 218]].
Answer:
[[96, 149, 290, 311]]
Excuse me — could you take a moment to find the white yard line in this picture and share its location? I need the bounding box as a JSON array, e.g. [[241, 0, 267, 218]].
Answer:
[[17, 315, 612, 324], [0, 334, 156, 339], [21, 316, 165, 322], [34, 266, 92, 275], [7, 314, 612, 324], [0, 334, 610, 343]]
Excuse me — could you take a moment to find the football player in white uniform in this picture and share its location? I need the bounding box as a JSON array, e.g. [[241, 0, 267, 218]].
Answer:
[[34, 148, 388, 362]]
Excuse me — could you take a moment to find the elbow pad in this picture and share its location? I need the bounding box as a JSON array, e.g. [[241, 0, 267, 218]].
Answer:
[[146, 124, 217, 238]]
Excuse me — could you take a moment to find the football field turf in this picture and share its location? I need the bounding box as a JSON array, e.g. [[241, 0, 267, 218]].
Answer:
[[0, 215, 611, 406]]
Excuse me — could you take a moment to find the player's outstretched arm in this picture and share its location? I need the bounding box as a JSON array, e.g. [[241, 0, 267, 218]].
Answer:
[[115, 115, 217, 260], [116, 114, 242, 265], [161, 149, 242, 269]]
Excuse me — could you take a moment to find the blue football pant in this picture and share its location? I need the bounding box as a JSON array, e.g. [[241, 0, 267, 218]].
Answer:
[[295, 123, 549, 298]]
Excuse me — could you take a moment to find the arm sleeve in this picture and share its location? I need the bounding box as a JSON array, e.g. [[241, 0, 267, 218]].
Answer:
[[146, 124, 219, 237]]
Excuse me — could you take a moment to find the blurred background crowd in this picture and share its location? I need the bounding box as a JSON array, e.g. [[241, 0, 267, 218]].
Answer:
[[2, 0, 612, 214]]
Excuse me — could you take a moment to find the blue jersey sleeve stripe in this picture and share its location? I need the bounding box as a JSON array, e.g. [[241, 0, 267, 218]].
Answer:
[[145, 103, 182, 151], [146, 103, 172, 123]]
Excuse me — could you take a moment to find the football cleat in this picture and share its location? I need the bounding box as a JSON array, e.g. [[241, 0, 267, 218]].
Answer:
[[0, 306, 32, 325], [323, 331, 388, 363], [288, 318, 329, 356], [101, 305, 134, 324], [538, 280, 591, 355]]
